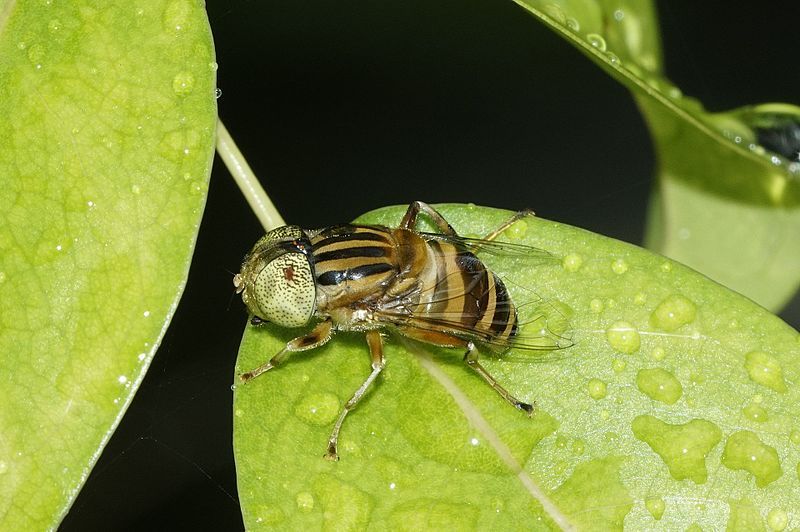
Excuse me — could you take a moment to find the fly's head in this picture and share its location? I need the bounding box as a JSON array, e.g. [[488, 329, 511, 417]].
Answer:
[[234, 225, 316, 328]]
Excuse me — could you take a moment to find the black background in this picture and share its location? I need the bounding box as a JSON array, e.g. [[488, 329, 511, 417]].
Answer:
[[60, 1, 800, 530]]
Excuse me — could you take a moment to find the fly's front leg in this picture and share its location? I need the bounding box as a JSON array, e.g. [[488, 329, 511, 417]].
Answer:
[[481, 209, 536, 242], [399, 201, 458, 236], [463, 342, 534, 416], [239, 319, 333, 382], [325, 330, 385, 461]]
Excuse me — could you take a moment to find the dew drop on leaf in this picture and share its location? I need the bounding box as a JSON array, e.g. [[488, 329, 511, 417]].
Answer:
[[721, 430, 782, 488], [644, 496, 665, 520], [585, 33, 606, 52], [650, 294, 697, 331], [632, 415, 722, 484], [587, 378, 607, 400], [610, 258, 628, 274], [606, 321, 640, 354], [744, 350, 787, 393], [767, 508, 788, 531], [742, 403, 768, 423], [295, 492, 314, 513], [294, 392, 340, 426], [561, 253, 583, 272], [636, 368, 682, 404]]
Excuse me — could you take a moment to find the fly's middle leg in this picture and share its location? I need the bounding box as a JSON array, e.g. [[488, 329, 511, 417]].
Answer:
[[325, 330, 386, 461], [239, 319, 333, 382], [482, 209, 536, 242], [463, 342, 534, 416]]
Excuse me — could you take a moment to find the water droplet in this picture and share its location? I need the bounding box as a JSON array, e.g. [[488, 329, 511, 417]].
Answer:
[[27, 43, 45, 67], [561, 253, 583, 272], [543, 4, 566, 25], [143, 310, 151, 317], [650, 294, 696, 331], [632, 415, 722, 484], [606, 52, 620, 65], [660, 262, 673, 273], [294, 392, 340, 425], [612, 358, 626, 373], [137, 353, 146, 362], [651, 347, 666, 361], [48, 19, 61, 32], [296, 491, 314, 512], [586, 33, 607, 52], [117, 375, 127, 385], [131, 184, 141, 194], [215, 87, 222, 99], [767, 508, 788, 531], [230, 383, 237, 391], [587, 378, 607, 400], [172, 71, 195, 95], [744, 350, 787, 393], [163, 0, 191, 31], [564, 17, 579, 32], [606, 321, 640, 354], [722, 430, 782, 487], [504, 218, 527, 240], [17, 41, 26, 50], [610, 258, 628, 274], [571, 439, 585, 455], [0, 272, 6, 283], [234, 409, 243, 417], [636, 368, 682, 404], [470, 437, 479, 446], [599, 409, 610, 421], [633, 292, 646, 305], [742, 403, 768, 422], [613, 9, 625, 21], [555, 434, 568, 449], [590, 298, 604, 313], [645, 496, 665, 520], [209, 61, 218, 71]]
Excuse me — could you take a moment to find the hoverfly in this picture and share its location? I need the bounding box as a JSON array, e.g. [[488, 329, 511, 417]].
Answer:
[[234, 201, 570, 460]]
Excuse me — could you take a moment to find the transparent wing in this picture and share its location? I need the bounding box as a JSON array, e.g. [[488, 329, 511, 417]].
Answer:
[[418, 232, 560, 264]]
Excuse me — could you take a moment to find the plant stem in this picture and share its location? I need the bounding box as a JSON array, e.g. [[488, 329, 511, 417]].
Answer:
[[216, 120, 285, 230]]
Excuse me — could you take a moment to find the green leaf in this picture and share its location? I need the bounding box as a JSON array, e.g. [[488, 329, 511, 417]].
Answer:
[[0, 1, 216, 528], [234, 204, 800, 530], [511, 0, 800, 310]]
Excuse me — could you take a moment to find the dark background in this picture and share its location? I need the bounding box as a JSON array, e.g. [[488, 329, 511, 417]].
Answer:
[[61, 1, 800, 529]]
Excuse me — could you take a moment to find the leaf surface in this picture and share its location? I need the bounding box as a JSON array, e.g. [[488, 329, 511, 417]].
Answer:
[[234, 204, 800, 530], [512, 0, 800, 310], [0, 0, 216, 527]]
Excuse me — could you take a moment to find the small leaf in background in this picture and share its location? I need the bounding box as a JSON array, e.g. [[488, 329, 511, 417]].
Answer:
[[233, 204, 800, 530], [0, 0, 216, 528], [512, 0, 800, 311]]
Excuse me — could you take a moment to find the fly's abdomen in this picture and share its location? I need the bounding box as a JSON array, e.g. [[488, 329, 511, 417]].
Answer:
[[310, 225, 399, 303], [424, 240, 518, 346]]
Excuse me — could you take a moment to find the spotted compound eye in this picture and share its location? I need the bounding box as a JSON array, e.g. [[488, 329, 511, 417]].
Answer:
[[253, 252, 316, 328]]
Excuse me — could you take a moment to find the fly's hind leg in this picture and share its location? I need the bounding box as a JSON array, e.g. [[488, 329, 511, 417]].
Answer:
[[239, 319, 333, 382], [463, 342, 534, 416], [481, 209, 536, 242], [325, 330, 386, 461]]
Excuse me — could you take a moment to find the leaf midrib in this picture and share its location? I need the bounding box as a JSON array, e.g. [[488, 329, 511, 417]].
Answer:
[[401, 338, 575, 531]]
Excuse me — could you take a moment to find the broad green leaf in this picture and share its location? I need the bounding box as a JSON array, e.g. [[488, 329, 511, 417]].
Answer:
[[0, 1, 216, 528], [234, 204, 800, 530], [512, 0, 800, 310]]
